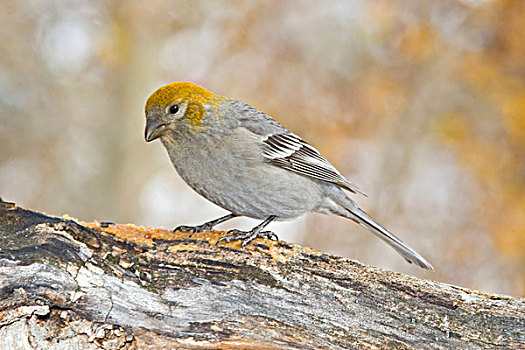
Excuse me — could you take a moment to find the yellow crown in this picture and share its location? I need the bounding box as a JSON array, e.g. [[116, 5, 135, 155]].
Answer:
[[145, 82, 226, 127]]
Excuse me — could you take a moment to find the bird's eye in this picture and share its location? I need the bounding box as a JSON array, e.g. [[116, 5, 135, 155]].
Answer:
[[169, 104, 179, 114]]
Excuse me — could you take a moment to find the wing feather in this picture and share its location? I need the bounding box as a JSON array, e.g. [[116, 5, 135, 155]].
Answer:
[[262, 133, 366, 196]]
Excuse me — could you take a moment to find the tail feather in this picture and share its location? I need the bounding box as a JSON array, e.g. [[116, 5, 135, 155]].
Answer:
[[330, 190, 434, 270], [349, 207, 434, 270], [323, 187, 433, 270]]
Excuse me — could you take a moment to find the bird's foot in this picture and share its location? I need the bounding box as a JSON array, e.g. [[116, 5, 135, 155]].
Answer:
[[173, 223, 213, 235], [216, 229, 278, 249], [173, 214, 238, 236]]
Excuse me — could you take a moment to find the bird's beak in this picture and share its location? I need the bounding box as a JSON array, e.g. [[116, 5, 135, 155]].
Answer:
[[145, 119, 166, 142]]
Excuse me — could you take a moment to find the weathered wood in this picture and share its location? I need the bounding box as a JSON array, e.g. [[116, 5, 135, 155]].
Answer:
[[0, 199, 523, 349]]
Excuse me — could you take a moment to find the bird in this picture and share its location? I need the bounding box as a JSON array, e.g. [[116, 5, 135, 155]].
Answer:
[[144, 81, 433, 270]]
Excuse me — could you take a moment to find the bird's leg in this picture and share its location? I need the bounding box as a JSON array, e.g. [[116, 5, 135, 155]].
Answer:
[[216, 215, 278, 248], [174, 213, 238, 235]]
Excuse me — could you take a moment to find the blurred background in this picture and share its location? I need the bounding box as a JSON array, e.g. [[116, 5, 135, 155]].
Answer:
[[1, 0, 524, 296]]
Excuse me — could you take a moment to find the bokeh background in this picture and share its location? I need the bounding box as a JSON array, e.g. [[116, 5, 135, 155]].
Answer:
[[1, 0, 523, 296]]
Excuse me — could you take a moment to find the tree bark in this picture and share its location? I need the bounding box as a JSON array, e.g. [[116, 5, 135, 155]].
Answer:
[[0, 199, 523, 349]]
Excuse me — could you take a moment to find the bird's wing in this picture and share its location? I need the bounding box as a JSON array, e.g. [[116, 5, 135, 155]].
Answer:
[[261, 133, 366, 195]]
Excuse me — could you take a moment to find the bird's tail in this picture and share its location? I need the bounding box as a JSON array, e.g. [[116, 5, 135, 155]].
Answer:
[[334, 193, 434, 270]]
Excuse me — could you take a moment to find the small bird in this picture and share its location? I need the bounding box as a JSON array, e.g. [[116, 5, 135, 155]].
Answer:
[[144, 82, 433, 270]]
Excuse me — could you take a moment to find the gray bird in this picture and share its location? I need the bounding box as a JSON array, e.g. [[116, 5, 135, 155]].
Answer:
[[144, 82, 433, 270]]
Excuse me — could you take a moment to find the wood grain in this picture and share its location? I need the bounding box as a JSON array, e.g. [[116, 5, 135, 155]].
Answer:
[[0, 199, 523, 349]]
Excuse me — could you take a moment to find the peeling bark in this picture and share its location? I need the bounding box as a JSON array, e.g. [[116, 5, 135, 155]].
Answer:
[[0, 199, 523, 349]]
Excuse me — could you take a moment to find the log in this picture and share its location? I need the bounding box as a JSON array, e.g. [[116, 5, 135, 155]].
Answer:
[[0, 198, 523, 349]]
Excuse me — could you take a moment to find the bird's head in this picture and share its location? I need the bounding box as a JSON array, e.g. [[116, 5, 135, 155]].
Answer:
[[144, 82, 224, 142]]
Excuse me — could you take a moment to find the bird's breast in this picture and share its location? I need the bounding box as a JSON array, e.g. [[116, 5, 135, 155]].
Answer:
[[161, 128, 323, 219]]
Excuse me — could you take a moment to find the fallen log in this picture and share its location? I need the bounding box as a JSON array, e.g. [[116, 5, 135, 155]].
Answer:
[[0, 199, 523, 349]]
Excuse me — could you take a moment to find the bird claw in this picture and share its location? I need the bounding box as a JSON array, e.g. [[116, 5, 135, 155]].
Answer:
[[261, 231, 279, 241], [173, 223, 211, 234], [216, 229, 279, 248], [173, 214, 238, 236]]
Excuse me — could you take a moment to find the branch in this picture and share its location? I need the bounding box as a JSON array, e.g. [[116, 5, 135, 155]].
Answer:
[[0, 199, 523, 349]]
